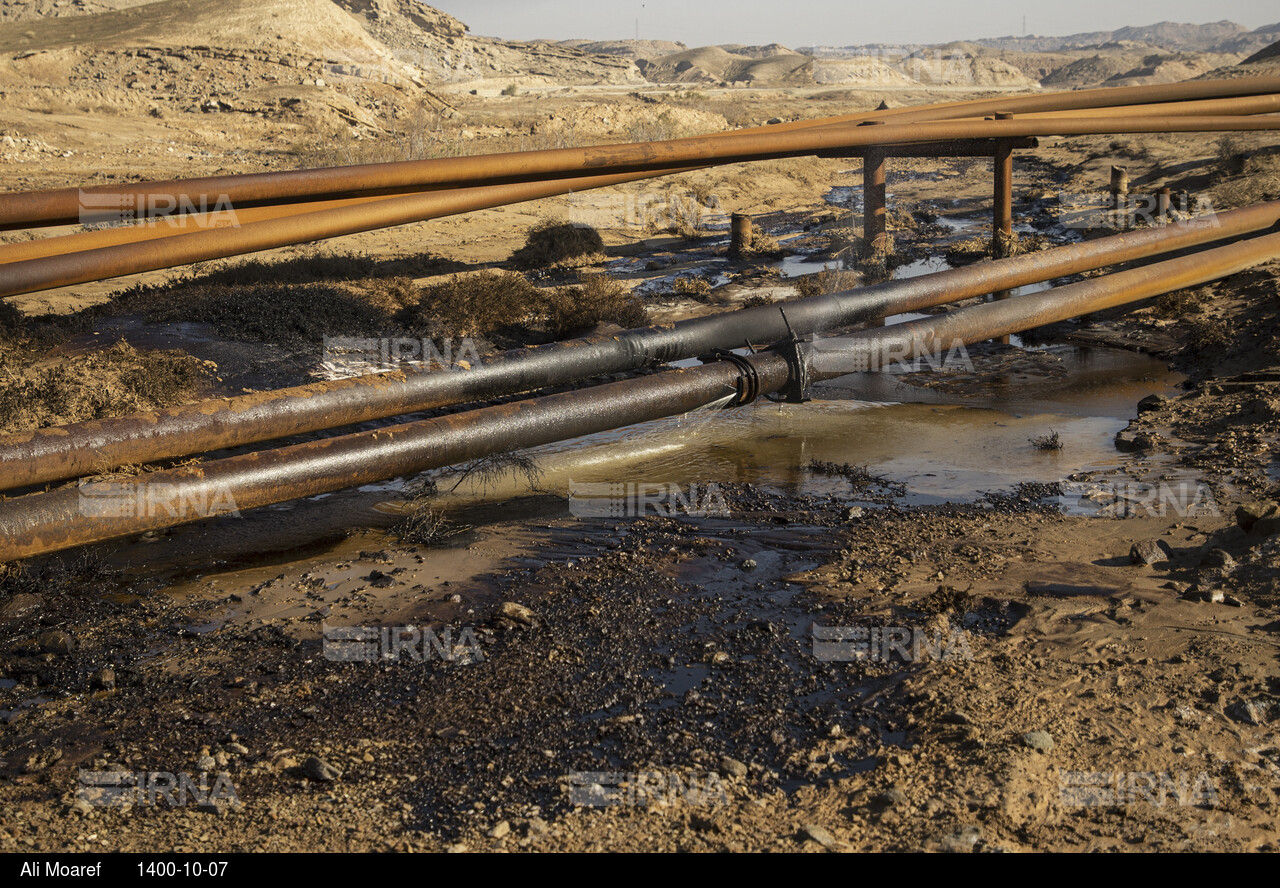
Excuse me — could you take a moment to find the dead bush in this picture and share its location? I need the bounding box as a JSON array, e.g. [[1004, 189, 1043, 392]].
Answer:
[[1155, 286, 1211, 319], [0, 341, 211, 435], [117, 280, 416, 348], [673, 276, 712, 299], [510, 219, 607, 269], [413, 271, 546, 340], [795, 266, 859, 297], [545, 274, 646, 337]]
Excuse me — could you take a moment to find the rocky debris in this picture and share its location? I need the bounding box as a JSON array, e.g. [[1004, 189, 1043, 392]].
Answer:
[[797, 823, 840, 849], [1181, 587, 1227, 604], [718, 756, 748, 778], [1236, 501, 1280, 536], [496, 601, 539, 629], [1115, 429, 1161, 453], [302, 755, 342, 782], [1227, 696, 1279, 726], [933, 825, 982, 853], [0, 594, 42, 620], [1136, 393, 1169, 413], [36, 629, 74, 656], [1129, 538, 1173, 565], [1200, 547, 1236, 570], [90, 667, 116, 690], [1022, 730, 1054, 752]]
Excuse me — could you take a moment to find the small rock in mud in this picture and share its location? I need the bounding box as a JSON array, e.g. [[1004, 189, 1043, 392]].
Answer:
[[1200, 548, 1236, 570], [1181, 588, 1226, 604], [874, 787, 909, 809], [739, 559, 758, 572], [1129, 539, 1172, 566], [36, 630, 74, 656], [302, 755, 341, 782], [196, 752, 216, 771], [1114, 430, 1160, 453], [1227, 697, 1278, 726], [488, 820, 511, 839], [1022, 730, 1054, 752], [1136, 393, 1168, 413], [718, 756, 749, 778], [497, 602, 538, 628], [798, 823, 839, 849], [90, 668, 116, 690], [935, 825, 982, 853], [1235, 502, 1278, 533], [0, 594, 42, 620]]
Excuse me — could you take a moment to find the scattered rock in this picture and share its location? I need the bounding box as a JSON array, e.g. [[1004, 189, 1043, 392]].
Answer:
[[302, 755, 341, 782], [1136, 393, 1168, 413], [90, 668, 116, 690], [739, 559, 757, 572], [1200, 548, 1235, 569], [1114, 430, 1159, 453], [37, 629, 74, 656], [497, 601, 538, 628], [1129, 538, 1172, 566], [488, 820, 511, 839], [1235, 501, 1278, 533], [1227, 697, 1278, 726], [798, 823, 839, 848], [874, 787, 909, 808], [0, 593, 42, 620], [1022, 730, 1054, 752], [936, 825, 982, 853], [196, 752, 217, 772], [718, 756, 749, 778]]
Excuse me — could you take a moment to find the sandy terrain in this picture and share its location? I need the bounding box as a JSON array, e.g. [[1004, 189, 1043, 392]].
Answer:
[[2, 0, 1280, 856]]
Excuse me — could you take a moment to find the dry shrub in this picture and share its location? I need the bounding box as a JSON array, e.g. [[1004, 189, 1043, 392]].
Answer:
[[1214, 153, 1280, 208], [744, 234, 784, 257], [510, 220, 607, 269], [413, 271, 546, 340], [1029, 431, 1063, 451], [544, 274, 646, 337], [886, 207, 918, 231], [185, 252, 460, 286], [413, 271, 645, 341], [673, 276, 712, 299], [945, 235, 991, 266], [118, 280, 416, 348], [795, 266, 859, 297], [1216, 135, 1248, 177], [395, 503, 466, 547], [1155, 286, 1210, 319], [0, 341, 211, 435]]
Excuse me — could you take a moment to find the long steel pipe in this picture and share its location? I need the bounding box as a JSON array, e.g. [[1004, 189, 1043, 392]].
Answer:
[[11, 92, 1278, 265], [2, 229, 1278, 562], [6, 78, 1280, 229], [3, 198, 1279, 491], [4, 114, 1280, 299]]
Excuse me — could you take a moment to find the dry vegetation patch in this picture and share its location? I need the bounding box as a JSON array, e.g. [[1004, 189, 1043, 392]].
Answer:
[[509, 219, 607, 269], [0, 339, 211, 435]]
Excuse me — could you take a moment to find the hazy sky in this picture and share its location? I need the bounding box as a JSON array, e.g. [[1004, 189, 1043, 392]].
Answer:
[[425, 0, 1277, 46]]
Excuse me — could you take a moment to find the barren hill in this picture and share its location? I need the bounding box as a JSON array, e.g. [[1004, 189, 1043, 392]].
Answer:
[[0, 0, 388, 57], [638, 45, 813, 85]]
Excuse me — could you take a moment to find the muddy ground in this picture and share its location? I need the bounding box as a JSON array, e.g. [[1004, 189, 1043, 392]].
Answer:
[[2, 90, 1280, 852]]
